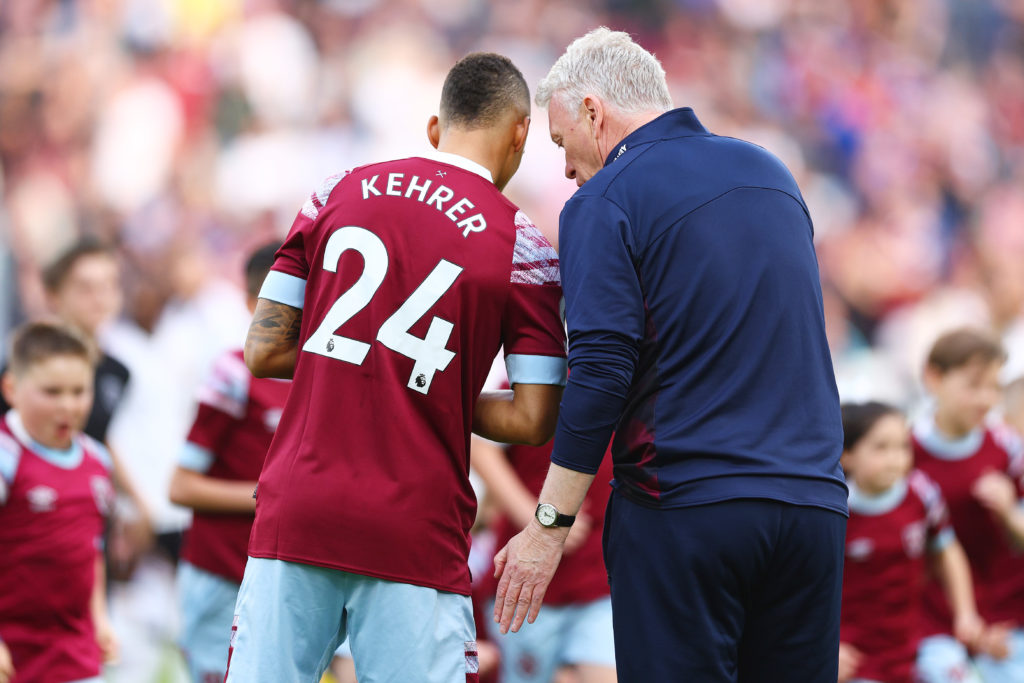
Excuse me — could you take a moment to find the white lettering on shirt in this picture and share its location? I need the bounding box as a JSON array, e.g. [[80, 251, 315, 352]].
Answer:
[[426, 185, 455, 211], [386, 173, 404, 197], [361, 172, 487, 237], [361, 175, 381, 199]]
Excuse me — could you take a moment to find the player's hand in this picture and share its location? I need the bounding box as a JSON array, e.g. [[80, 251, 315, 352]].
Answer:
[[953, 611, 985, 651], [562, 511, 592, 556], [972, 470, 1017, 518], [976, 621, 1013, 660], [0, 641, 15, 683], [95, 615, 120, 664], [837, 642, 862, 683], [493, 521, 567, 634]]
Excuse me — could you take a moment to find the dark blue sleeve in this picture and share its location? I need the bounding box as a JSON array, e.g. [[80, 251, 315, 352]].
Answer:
[[551, 196, 643, 473]]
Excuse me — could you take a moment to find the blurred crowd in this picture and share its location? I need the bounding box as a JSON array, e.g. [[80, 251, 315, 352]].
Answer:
[[2, 0, 1024, 680]]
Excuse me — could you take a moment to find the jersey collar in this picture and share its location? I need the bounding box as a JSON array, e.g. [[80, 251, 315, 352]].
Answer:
[[603, 107, 711, 167], [848, 479, 908, 516], [912, 410, 985, 460], [419, 149, 494, 183]]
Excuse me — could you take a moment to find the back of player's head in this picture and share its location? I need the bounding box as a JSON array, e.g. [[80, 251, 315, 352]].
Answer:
[[245, 242, 280, 299], [440, 53, 529, 130], [926, 327, 1006, 375], [840, 401, 901, 452], [7, 321, 96, 378], [536, 27, 673, 116], [41, 237, 117, 294]]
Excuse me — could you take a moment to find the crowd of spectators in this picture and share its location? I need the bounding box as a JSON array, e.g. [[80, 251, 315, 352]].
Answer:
[[2, 0, 1023, 679]]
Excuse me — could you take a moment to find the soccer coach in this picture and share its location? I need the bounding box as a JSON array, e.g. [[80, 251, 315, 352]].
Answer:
[[494, 28, 848, 683]]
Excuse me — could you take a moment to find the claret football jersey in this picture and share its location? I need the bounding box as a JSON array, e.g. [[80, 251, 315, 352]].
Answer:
[[249, 150, 567, 594]]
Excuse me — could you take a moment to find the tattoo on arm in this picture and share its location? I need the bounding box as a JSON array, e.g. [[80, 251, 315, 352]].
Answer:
[[247, 300, 303, 350]]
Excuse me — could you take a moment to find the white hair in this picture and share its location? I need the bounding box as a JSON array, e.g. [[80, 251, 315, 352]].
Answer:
[[536, 27, 673, 117]]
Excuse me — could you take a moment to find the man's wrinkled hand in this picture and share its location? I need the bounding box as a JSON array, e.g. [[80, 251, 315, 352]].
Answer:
[[493, 521, 568, 634]]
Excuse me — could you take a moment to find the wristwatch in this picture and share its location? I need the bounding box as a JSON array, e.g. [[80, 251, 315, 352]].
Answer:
[[535, 502, 576, 528]]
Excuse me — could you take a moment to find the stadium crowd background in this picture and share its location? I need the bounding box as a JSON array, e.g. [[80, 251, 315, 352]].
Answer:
[[2, 0, 1024, 680]]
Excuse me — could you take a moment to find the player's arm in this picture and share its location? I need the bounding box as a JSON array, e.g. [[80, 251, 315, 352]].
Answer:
[[169, 466, 258, 513], [931, 537, 985, 650], [470, 437, 537, 528], [0, 638, 13, 683], [90, 552, 119, 663], [244, 298, 302, 379], [971, 470, 1024, 546], [474, 384, 562, 446]]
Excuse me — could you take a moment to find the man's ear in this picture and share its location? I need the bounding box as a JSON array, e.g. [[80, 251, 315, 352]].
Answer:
[[513, 115, 531, 153], [581, 95, 603, 137], [427, 115, 441, 149]]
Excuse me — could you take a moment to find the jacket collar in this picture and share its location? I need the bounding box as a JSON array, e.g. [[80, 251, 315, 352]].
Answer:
[[603, 107, 709, 167]]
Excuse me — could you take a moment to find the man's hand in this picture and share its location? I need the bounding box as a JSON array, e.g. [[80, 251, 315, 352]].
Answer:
[[95, 614, 120, 664], [837, 642, 862, 683], [493, 521, 568, 634], [0, 641, 14, 683]]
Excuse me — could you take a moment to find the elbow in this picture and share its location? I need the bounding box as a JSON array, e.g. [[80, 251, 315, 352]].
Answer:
[[243, 341, 271, 378], [523, 421, 556, 448], [168, 469, 191, 508]]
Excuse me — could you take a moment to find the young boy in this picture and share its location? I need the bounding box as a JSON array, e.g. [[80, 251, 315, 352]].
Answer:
[[169, 243, 293, 682], [912, 327, 1024, 680], [0, 322, 118, 683]]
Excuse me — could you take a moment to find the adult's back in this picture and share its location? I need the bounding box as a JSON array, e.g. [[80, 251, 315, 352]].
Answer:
[[558, 112, 845, 509]]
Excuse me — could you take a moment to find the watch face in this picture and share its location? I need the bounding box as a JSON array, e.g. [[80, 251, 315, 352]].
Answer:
[[537, 504, 558, 527]]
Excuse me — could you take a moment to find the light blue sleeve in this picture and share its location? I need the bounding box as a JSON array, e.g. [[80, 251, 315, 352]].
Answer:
[[259, 270, 307, 309]]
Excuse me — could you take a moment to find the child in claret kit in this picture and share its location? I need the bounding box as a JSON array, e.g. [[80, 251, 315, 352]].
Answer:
[[839, 401, 1004, 683], [0, 322, 118, 683]]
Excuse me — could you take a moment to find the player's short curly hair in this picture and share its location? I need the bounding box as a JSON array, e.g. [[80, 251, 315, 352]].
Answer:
[[536, 27, 672, 117], [7, 321, 96, 377], [440, 52, 529, 130]]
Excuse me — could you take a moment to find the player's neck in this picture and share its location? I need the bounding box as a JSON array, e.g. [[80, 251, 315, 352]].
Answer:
[[436, 134, 502, 186]]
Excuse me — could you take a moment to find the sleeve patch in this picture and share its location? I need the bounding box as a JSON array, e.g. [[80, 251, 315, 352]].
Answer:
[[301, 170, 350, 220], [511, 211, 560, 286]]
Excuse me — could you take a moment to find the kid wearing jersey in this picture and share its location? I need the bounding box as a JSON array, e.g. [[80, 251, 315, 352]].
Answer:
[[0, 322, 117, 683]]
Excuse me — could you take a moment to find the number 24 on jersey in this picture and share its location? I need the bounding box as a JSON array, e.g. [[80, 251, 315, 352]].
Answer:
[[302, 226, 462, 395]]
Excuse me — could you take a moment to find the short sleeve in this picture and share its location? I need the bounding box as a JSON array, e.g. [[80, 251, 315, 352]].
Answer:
[[0, 430, 20, 505], [910, 470, 956, 553], [181, 352, 251, 473], [259, 172, 349, 309], [501, 211, 567, 386]]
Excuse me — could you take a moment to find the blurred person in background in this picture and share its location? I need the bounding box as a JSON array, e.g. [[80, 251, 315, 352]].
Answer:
[[0, 239, 154, 578], [0, 322, 118, 683], [838, 401, 999, 683], [912, 328, 1024, 681], [168, 242, 300, 682]]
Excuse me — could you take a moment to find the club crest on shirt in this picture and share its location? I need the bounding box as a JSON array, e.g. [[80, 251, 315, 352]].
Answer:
[[91, 475, 115, 515], [26, 485, 58, 512], [902, 520, 927, 558], [846, 537, 873, 561]]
